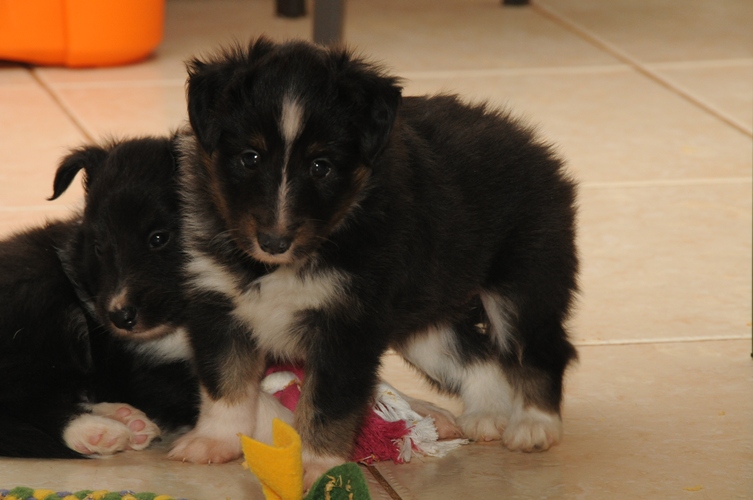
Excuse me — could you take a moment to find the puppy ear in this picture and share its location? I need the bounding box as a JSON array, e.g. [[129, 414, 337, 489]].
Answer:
[[186, 37, 277, 154], [186, 58, 227, 154], [49, 145, 109, 200], [333, 51, 402, 164]]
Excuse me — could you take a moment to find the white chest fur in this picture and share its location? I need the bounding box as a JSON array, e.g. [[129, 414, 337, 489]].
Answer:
[[232, 266, 348, 359]]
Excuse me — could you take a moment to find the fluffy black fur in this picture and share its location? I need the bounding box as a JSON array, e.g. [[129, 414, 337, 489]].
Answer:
[[0, 136, 198, 458], [174, 37, 578, 478]]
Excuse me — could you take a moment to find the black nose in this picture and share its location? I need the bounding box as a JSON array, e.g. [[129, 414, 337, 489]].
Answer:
[[109, 306, 138, 330], [257, 232, 292, 255]]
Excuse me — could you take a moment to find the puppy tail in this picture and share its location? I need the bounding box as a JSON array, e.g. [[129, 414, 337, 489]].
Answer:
[[0, 415, 86, 459]]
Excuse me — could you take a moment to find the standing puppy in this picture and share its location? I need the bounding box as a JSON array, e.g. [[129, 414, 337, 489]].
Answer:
[[172, 38, 578, 484]]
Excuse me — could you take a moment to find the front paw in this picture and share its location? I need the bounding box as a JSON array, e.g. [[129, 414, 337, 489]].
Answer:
[[168, 430, 242, 464], [301, 449, 347, 491]]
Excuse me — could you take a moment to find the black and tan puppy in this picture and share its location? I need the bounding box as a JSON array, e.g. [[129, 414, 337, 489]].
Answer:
[[171, 37, 578, 484], [0, 137, 199, 458]]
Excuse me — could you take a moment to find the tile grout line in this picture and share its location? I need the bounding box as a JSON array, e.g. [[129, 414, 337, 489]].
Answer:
[[0, 205, 81, 212], [28, 68, 96, 143], [401, 63, 631, 80], [574, 334, 750, 347], [50, 78, 186, 89], [366, 466, 404, 500], [646, 58, 753, 71], [580, 176, 753, 189], [24, 58, 752, 88], [531, 0, 753, 139]]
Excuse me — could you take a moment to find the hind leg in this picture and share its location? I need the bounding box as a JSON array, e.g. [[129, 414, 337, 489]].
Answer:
[[394, 319, 514, 443], [479, 289, 576, 451], [395, 294, 575, 451]]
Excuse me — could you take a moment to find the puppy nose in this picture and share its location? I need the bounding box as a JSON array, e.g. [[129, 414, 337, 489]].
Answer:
[[109, 306, 138, 330], [258, 232, 292, 255]]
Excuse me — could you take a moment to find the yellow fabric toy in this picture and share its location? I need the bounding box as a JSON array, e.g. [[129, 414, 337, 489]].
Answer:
[[241, 419, 304, 500], [241, 419, 371, 500]]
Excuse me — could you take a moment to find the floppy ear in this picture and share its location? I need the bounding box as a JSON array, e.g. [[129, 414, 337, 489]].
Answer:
[[332, 50, 402, 165], [186, 37, 277, 154], [186, 58, 229, 155], [49, 145, 109, 200]]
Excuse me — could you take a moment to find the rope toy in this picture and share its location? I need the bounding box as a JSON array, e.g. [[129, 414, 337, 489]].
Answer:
[[262, 365, 468, 464], [240, 367, 470, 500]]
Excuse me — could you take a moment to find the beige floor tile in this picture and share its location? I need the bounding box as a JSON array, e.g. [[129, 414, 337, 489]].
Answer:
[[575, 181, 752, 344], [540, 0, 753, 63], [0, 85, 86, 208], [403, 69, 752, 183], [375, 340, 753, 499], [36, 0, 617, 88], [0, 438, 264, 500], [0, 438, 394, 500], [0, 63, 35, 86], [52, 84, 187, 141], [36, 59, 188, 87], [649, 60, 753, 131], [346, 0, 619, 73], [0, 209, 80, 241], [362, 466, 400, 500]]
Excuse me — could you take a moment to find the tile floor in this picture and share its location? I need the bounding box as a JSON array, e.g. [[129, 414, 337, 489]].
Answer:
[[1, 0, 751, 498]]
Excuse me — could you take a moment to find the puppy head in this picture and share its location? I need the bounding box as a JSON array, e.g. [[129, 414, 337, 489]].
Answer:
[[51, 137, 187, 340], [185, 37, 402, 265]]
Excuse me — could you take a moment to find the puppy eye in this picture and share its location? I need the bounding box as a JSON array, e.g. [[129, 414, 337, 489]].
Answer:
[[148, 231, 171, 250], [310, 158, 332, 179], [240, 149, 261, 169]]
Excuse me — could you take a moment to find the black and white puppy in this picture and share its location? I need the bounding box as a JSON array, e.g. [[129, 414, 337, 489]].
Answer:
[[171, 37, 578, 484], [0, 136, 199, 458]]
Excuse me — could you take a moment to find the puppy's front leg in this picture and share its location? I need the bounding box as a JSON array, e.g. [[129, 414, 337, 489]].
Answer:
[[296, 332, 383, 488], [169, 308, 265, 464]]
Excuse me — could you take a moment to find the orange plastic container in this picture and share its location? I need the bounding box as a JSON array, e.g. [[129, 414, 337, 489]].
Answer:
[[0, 0, 164, 67]]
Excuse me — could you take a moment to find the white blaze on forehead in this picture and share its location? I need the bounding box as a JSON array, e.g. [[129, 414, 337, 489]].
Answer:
[[279, 94, 304, 145], [275, 94, 305, 233]]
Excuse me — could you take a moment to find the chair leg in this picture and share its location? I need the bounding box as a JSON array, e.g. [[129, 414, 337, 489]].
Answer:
[[277, 0, 306, 18], [313, 0, 344, 46]]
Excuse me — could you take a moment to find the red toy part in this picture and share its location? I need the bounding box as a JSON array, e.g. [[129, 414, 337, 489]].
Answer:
[[264, 365, 414, 464]]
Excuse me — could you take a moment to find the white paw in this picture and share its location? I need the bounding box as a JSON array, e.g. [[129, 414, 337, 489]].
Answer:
[[167, 388, 257, 464], [168, 429, 242, 464], [503, 407, 562, 452], [90, 402, 161, 450], [63, 414, 132, 455], [457, 411, 508, 442], [301, 449, 346, 491]]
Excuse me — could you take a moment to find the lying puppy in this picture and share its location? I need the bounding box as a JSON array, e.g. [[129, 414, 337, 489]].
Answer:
[[0, 136, 199, 458], [172, 37, 578, 485]]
